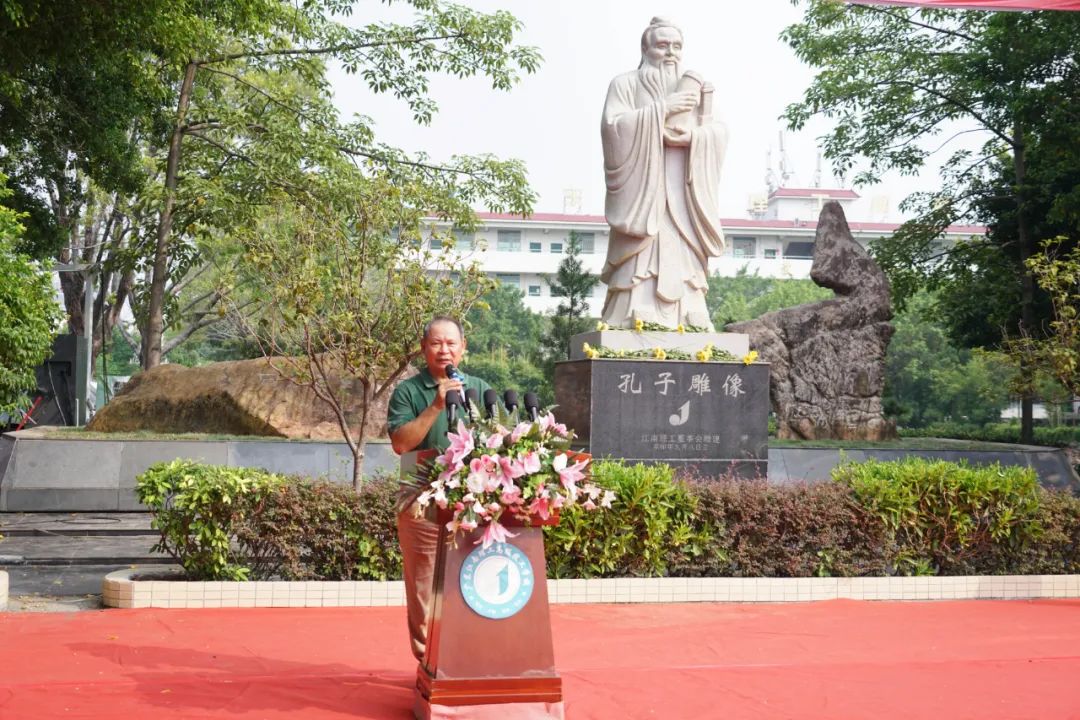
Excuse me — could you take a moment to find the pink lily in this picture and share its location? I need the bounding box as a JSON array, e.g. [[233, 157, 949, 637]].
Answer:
[[499, 455, 525, 481], [445, 420, 475, 465], [528, 495, 551, 520], [510, 421, 533, 443], [477, 519, 517, 549], [552, 453, 589, 491], [438, 460, 463, 484], [521, 450, 541, 474], [501, 485, 522, 506], [467, 456, 496, 493], [485, 432, 504, 450]]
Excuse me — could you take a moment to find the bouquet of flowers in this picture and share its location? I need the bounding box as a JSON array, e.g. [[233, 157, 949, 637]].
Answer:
[[415, 409, 615, 548]]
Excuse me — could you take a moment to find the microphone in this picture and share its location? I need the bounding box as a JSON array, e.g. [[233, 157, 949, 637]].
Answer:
[[445, 389, 462, 425], [483, 388, 499, 419], [445, 364, 465, 382], [503, 389, 519, 414], [523, 392, 540, 422], [464, 387, 480, 422]]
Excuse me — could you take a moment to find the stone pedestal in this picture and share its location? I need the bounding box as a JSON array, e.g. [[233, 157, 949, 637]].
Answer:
[[555, 359, 768, 478], [569, 330, 749, 361]]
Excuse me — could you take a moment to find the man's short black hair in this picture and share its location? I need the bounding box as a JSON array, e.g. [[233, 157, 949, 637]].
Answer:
[[422, 316, 464, 341]]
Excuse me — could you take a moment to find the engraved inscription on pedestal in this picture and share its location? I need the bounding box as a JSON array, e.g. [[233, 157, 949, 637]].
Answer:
[[555, 359, 768, 478]]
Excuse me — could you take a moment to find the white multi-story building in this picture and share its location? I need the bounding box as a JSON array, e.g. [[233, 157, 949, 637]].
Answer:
[[432, 187, 985, 315]]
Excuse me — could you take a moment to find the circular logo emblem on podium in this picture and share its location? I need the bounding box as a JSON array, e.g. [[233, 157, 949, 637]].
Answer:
[[459, 542, 534, 619]]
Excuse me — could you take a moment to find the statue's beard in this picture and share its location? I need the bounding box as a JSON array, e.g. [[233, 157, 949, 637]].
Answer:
[[638, 60, 680, 100]]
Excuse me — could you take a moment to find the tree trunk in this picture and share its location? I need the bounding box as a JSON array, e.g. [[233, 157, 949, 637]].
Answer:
[[1014, 120, 1036, 445], [352, 446, 366, 492], [352, 387, 374, 491], [144, 61, 198, 370]]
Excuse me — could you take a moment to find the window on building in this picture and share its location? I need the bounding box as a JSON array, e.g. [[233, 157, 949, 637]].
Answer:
[[527, 285, 541, 297], [550, 242, 563, 254], [550, 284, 566, 297], [764, 248, 778, 259], [732, 237, 757, 258], [529, 241, 542, 253], [785, 241, 814, 259], [496, 273, 520, 288], [497, 230, 521, 252], [574, 233, 595, 253], [453, 230, 474, 250]]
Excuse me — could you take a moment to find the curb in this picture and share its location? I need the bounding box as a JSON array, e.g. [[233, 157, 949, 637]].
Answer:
[[102, 568, 1080, 609], [0, 570, 8, 611]]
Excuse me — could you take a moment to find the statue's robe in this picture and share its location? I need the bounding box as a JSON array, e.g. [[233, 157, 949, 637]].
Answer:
[[600, 69, 727, 329]]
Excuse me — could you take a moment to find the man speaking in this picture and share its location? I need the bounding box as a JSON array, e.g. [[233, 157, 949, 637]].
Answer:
[[387, 316, 492, 662], [600, 16, 728, 331]]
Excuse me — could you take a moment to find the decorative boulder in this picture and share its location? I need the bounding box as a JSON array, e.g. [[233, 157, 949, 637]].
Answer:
[[727, 201, 896, 441], [87, 357, 411, 439]]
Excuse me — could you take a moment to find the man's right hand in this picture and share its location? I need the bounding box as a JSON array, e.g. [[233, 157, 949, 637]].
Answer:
[[432, 377, 464, 410], [665, 90, 699, 117]]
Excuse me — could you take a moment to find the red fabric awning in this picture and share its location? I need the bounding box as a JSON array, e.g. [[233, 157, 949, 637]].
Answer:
[[849, 0, 1080, 9]]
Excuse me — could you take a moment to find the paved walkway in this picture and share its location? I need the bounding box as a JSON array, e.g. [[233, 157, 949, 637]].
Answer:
[[2, 599, 1079, 719], [0, 512, 167, 597]]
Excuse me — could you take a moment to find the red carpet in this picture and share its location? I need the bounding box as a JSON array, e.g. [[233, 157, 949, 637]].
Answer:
[[2, 599, 1079, 719]]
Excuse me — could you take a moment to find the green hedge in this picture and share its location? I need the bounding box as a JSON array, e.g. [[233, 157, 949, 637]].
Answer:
[[137, 457, 1080, 581], [900, 421, 1080, 447]]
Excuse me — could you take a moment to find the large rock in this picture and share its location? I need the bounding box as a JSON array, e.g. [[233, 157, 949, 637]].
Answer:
[[727, 202, 896, 441], [87, 357, 411, 439]]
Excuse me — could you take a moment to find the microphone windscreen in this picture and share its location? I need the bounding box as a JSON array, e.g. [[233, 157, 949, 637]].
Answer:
[[464, 387, 480, 407], [445, 389, 462, 407], [483, 388, 499, 412], [503, 389, 519, 410], [523, 392, 539, 410]]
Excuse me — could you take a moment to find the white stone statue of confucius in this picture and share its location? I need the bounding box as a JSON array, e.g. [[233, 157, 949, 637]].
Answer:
[[600, 17, 727, 331]]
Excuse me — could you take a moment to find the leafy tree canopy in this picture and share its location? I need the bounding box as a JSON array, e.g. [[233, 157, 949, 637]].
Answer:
[[0, 173, 61, 415]]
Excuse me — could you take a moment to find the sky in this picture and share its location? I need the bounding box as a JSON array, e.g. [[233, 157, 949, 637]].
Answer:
[[327, 0, 970, 222]]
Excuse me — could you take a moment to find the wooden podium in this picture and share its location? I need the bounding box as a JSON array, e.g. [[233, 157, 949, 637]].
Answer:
[[401, 450, 564, 720]]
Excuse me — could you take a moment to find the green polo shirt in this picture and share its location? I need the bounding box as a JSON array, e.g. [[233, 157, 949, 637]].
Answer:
[[387, 367, 493, 452]]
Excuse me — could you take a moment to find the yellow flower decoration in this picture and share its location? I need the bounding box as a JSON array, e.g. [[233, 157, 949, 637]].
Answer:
[[586, 348, 600, 359], [676, 324, 685, 335], [582, 341, 592, 353], [633, 318, 645, 333], [695, 349, 709, 361], [743, 350, 759, 365], [653, 347, 667, 360], [596, 321, 609, 331]]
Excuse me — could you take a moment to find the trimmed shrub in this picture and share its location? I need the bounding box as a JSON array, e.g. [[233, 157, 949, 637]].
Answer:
[[833, 458, 1042, 575], [979, 488, 1080, 575], [137, 460, 401, 581], [138, 457, 1080, 581], [137, 460, 284, 580], [683, 477, 892, 577], [544, 461, 710, 578], [233, 474, 402, 581], [901, 422, 1080, 448]]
